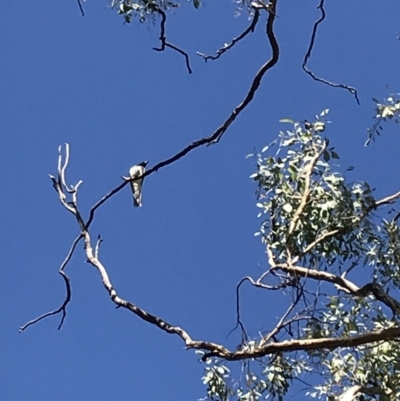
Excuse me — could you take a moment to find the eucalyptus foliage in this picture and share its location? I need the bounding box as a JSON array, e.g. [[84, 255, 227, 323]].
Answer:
[[367, 94, 400, 145], [110, 0, 200, 23], [201, 111, 400, 401]]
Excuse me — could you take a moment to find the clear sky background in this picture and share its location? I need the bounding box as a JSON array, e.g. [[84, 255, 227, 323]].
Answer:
[[2, 1, 400, 400]]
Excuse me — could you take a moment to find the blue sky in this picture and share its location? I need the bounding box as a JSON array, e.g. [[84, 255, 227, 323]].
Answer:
[[2, 1, 400, 400]]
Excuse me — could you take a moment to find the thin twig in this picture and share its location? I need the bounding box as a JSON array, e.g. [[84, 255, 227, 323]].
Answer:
[[197, 8, 260, 61], [302, 0, 360, 104], [19, 234, 82, 332], [85, 0, 280, 227], [153, 8, 193, 74], [228, 277, 249, 342], [76, 0, 85, 17]]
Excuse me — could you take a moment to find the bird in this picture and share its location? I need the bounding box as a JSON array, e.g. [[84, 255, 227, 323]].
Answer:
[[129, 161, 149, 207]]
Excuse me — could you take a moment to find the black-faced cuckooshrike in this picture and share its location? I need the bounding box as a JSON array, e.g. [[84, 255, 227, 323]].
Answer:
[[129, 161, 149, 207]]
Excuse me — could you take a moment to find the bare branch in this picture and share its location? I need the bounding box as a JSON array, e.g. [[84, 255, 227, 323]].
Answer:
[[76, 0, 85, 17], [24, 144, 400, 368], [201, 326, 400, 361], [19, 234, 82, 332], [271, 263, 400, 315], [197, 8, 261, 61], [84, 0, 280, 226], [228, 277, 250, 342], [86, 180, 128, 228], [259, 288, 303, 347], [147, 0, 280, 160], [302, 0, 360, 104], [80, 222, 231, 356], [373, 190, 400, 208], [59, 143, 72, 193], [275, 263, 360, 294], [153, 8, 193, 74]]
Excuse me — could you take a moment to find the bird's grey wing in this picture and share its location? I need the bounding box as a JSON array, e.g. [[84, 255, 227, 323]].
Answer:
[[131, 179, 143, 207], [129, 165, 145, 207]]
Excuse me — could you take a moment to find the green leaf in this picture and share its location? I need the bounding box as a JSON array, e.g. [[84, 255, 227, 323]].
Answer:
[[331, 151, 340, 159], [279, 118, 294, 124], [314, 122, 325, 132], [282, 204, 293, 213]]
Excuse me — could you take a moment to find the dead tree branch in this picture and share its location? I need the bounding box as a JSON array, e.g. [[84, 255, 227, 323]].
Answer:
[[76, 0, 84, 16], [20, 0, 280, 335], [21, 144, 400, 367], [19, 233, 81, 333], [84, 0, 280, 227], [197, 7, 261, 61], [153, 8, 193, 74], [302, 0, 360, 104]]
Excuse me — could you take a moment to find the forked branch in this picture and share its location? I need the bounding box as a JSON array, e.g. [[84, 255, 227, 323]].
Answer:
[[153, 7, 193, 74], [21, 144, 400, 367]]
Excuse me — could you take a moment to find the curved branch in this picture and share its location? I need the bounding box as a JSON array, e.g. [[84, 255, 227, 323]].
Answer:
[[197, 8, 261, 61], [228, 277, 250, 342], [76, 0, 85, 17], [203, 326, 400, 361], [85, 0, 280, 227], [302, 0, 360, 104], [19, 234, 82, 332], [24, 145, 400, 371], [153, 8, 193, 74], [147, 0, 280, 164]]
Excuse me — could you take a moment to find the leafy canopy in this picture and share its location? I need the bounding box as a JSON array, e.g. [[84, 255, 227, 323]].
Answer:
[[201, 111, 400, 401]]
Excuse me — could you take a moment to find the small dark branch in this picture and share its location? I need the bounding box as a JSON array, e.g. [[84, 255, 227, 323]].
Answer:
[[164, 43, 192, 74], [228, 278, 250, 342], [86, 180, 129, 228], [357, 283, 400, 316], [259, 269, 311, 347], [197, 9, 260, 62], [153, 8, 193, 74], [19, 272, 71, 332], [19, 234, 82, 332], [302, 0, 360, 104], [260, 291, 302, 347], [148, 0, 279, 166], [76, 0, 85, 17], [85, 1, 279, 225]]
